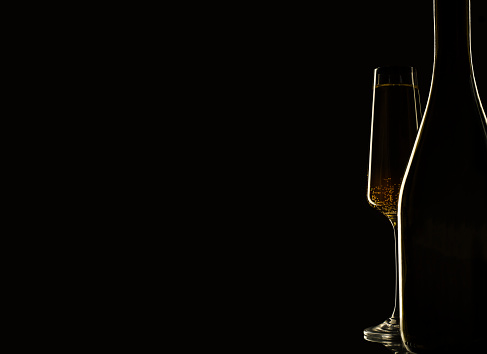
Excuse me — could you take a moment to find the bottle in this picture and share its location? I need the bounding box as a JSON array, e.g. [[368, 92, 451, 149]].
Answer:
[[398, 0, 487, 353]]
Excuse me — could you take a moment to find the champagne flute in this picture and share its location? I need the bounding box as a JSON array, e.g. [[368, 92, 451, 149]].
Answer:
[[364, 66, 421, 342]]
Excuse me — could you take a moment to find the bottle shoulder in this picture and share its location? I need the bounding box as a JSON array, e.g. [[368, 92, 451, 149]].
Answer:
[[415, 83, 487, 155], [401, 90, 487, 208]]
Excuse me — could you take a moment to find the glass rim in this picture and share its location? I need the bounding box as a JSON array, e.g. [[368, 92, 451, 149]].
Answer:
[[374, 66, 417, 73]]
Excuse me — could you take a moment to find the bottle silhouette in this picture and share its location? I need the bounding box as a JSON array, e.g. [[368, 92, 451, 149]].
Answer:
[[398, 0, 487, 353]]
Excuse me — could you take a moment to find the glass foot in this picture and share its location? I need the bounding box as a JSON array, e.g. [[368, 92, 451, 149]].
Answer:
[[364, 317, 401, 343]]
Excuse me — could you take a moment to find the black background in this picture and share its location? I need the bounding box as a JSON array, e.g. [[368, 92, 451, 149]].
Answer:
[[237, 0, 487, 352]]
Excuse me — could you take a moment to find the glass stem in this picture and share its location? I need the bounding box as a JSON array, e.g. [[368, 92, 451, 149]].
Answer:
[[389, 215, 399, 321]]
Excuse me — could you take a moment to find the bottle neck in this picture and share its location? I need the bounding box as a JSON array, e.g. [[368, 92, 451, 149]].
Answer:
[[432, 0, 473, 80]]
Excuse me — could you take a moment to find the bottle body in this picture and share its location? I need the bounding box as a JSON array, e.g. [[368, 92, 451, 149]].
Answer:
[[398, 0, 487, 352]]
